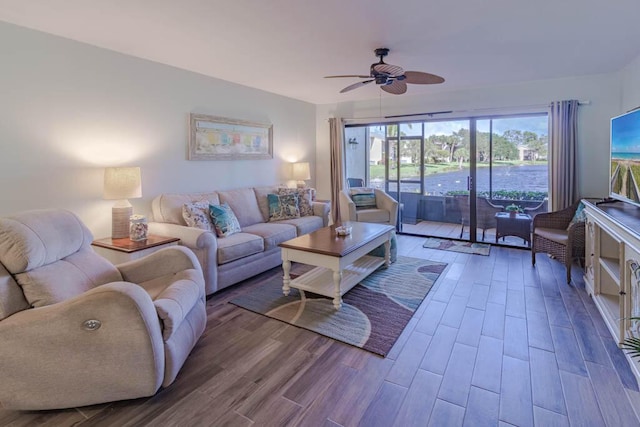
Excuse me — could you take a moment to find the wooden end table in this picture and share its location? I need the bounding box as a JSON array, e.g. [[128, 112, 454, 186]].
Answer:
[[91, 235, 179, 264], [278, 222, 394, 309]]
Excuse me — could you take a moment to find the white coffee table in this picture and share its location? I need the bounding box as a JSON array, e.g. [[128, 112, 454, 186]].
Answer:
[[278, 222, 394, 309]]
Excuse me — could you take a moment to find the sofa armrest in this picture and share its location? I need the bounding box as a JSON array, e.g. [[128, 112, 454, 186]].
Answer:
[[312, 200, 331, 226], [374, 189, 399, 227], [148, 222, 219, 294], [117, 246, 202, 284], [339, 191, 357, 223], [0, 282, 164, 410], [148, 222, 217, 250]]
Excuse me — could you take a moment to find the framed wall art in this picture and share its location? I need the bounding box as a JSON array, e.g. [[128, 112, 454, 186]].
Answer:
[[189, 113, 273, 160]]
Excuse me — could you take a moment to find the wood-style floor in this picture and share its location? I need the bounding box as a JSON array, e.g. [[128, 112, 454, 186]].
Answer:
[[2, 235, 639, 426]]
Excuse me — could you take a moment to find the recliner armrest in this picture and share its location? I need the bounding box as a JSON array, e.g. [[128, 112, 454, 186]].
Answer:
[[153, 276, 202, 341]]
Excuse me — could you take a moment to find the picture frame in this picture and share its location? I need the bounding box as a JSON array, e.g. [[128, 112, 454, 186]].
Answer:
[[188, 113, 273, 161]]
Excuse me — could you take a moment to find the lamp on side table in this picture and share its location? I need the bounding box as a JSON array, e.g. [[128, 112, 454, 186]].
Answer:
[[103, 167, 142, 239]]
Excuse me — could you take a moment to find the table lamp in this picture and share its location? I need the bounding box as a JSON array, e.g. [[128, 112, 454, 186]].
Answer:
[[292, 162, 311, 188], [103, 167, 142, 239]]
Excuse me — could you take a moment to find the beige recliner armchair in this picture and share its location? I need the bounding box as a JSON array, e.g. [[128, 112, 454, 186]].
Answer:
[[339, 188, 399, 226], [0, 209, 207, 410]]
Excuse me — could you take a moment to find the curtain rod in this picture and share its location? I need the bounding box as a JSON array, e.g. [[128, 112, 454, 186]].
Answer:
[[340, 100, 591, 122]]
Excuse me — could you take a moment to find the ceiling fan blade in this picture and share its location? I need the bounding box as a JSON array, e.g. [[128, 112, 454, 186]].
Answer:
[[373, 63, 404, 77], [340, 79, 375, 93], [381, 80, 407, 95], [324, 74, 371, 79], [404, 71, 445, 84]]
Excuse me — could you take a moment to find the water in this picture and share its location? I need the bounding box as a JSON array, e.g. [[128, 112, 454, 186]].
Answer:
[[612, 152, 640, 161], [373, 164, 548, 195]]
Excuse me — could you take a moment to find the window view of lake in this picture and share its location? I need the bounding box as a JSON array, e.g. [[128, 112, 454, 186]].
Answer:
[[372, 164, 548, 195]]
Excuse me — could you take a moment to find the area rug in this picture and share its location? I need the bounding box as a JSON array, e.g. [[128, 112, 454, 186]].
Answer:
[[422, 237, 491, 256], [229, 256, 447, 356]]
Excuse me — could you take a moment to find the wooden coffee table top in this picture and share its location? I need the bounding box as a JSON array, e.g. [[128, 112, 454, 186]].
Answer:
[[279, 222, 394, 257]]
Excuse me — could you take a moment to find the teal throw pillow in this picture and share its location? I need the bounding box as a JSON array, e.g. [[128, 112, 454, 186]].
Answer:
[[350, 188, 377, 209], [267, 193, 300, 221], [567, 202, 586, 230], [209, 203, 242, 237]]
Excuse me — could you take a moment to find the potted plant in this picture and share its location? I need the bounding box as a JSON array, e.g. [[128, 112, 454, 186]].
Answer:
[[623, 317, 640, 360], [505, 203, 522, 217]]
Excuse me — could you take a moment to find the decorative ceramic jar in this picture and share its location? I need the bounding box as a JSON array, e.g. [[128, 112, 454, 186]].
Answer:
[[129, 215, 148, 241]]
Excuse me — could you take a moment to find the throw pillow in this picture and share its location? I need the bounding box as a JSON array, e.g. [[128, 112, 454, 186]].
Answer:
[[267, 193, 300, 221], [567, 202, 586, 230], [209, 203, 242, 237], [182, 201, 213, 231], [278, 188, 314, 216], [350, 188, 377, 209]]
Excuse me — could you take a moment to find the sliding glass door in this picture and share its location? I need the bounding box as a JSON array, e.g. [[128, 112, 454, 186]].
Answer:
[[343, 113, 548, 247]]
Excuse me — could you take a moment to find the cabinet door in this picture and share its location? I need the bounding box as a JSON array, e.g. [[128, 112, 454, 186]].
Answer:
[[626, 247, 640, 339]]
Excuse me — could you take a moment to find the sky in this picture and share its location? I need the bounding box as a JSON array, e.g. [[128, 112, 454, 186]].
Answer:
[[612, 109, 640, 153]]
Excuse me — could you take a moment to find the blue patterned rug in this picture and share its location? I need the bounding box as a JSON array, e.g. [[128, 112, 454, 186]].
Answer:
[[229, 256, 447, 356]]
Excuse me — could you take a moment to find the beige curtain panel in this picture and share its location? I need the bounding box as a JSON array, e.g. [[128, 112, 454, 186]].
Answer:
[[549, 100, 579, 211], [329, 117, 345, 224]]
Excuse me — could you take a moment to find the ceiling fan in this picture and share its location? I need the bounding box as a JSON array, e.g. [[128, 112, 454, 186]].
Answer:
[[325, 48, 445, 95]]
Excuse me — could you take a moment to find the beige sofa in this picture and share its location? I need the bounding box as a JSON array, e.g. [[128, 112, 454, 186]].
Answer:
[[0, 209, 206, 410], [149, 186, 330, 295]]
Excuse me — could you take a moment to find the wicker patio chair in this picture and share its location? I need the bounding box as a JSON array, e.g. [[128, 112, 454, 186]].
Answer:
[[531, 201, 585, 283], [456, 196, 504, 240]]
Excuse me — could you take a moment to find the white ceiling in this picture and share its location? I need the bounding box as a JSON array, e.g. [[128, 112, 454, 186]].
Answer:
[[1, 0, 640, 105]]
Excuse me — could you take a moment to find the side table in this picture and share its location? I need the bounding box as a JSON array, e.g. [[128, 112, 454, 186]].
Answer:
[[91, 235, 180, 264], [495, 212, 533, 247]]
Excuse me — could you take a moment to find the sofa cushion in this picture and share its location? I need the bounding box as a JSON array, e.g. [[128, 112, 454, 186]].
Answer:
[[216, 233, 264, 265], [254, 185, 283, 222], [182, 201, 213, 231], [152, 192, 220, 225], [274, 216, 323, 236], [242, 223, 297, 250], [16, 250, 122, 308], [267, 193, 300, 221], [218, 188, 265, 227], [356, 208, 391, 224], [209, 203, 242, 238], [278, 188, 314, 217]]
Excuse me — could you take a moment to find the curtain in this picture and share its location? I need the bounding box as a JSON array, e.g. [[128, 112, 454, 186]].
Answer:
[[329, 117, 345, 224], [549, 100, 579, 211]]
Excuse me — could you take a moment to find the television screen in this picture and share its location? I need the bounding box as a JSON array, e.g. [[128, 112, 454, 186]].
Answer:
[[610, 108, 640, 205]]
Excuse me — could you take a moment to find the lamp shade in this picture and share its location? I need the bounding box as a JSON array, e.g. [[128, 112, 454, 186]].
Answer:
[[103, 167, 142, 200], [292, 162, 311, 181]]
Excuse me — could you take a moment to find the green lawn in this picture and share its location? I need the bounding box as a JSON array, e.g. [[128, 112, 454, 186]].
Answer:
[[369, 160, 546, 180]]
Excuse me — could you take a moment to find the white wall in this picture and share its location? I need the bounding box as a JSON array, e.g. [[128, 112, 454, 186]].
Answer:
[[621, 54, 640, 112], [316, 74, 621, 201], [0, 22, 316, 237]]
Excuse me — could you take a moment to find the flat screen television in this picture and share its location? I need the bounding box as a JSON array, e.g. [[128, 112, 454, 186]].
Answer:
[[610, 108, 640, 205]]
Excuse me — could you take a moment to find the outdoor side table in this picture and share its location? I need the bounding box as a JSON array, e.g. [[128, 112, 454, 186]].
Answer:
[[495, 212, 533, 247]]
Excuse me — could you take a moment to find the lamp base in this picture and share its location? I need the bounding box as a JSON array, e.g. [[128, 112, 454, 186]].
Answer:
[[296, 180, 307, 189], [112, 206, 133, 239]]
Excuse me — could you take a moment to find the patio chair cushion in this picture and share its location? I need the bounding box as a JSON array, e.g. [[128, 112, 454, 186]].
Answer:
[[534, 227, 568, 245]]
